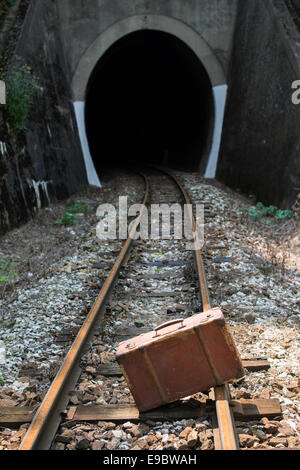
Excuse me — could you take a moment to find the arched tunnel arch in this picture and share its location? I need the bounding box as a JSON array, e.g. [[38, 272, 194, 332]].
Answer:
[[84, 30, 215, 173]]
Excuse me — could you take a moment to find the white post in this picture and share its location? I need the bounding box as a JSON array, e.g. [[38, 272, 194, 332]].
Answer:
[[204, 84, 228, 179], [73, 101, 101, 187]]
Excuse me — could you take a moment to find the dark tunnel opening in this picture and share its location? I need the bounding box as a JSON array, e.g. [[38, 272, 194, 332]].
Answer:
[[85, 30, 214, 174]]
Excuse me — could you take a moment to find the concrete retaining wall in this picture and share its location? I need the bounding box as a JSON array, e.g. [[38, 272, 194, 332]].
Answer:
[[217, 0, 300, 208], [0, 0, 87, 234], [0, 0, 237, 234], [2, 0, 299, 235]]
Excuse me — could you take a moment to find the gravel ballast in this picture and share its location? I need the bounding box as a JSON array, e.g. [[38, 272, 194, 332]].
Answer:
[[0, 170, 299, 450]]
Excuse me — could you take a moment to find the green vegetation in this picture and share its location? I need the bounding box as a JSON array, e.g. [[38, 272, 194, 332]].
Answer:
[[0, 376, 4, 385], [0, 256, 19, 283], [67, 203, 91, 214], [6, 0, 16, 8], [248, 203, 294, 222], [274, 209, 294, 221], [56, 212, 77, 226], [0, 0, 16, 15], [56, 203, 91, 226], [5, 60, 37, 131]]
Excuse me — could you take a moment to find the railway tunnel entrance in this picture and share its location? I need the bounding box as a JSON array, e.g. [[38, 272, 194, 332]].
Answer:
[[84, 30, 215, 174]]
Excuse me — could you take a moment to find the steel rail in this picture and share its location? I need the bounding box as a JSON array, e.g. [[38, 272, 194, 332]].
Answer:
[[155, 167, 240, 451], [19, 167, 239, 451], [19, 173, 149, 450], [163, 171, 211, 312]]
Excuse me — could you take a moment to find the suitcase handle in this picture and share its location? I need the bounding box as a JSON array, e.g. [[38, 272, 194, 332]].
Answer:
[[154, 319, 184, 337]]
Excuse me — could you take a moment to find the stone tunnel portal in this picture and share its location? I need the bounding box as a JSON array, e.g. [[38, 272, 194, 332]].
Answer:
[[84, 30, 215, 174]]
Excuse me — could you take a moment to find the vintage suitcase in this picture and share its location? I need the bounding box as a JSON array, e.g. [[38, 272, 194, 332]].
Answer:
[[116, 308, 244, 412]]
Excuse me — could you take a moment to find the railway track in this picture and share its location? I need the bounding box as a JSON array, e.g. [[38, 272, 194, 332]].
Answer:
[[13, 168, 281, 450]]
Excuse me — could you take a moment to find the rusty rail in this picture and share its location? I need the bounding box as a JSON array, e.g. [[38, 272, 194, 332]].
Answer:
[[19, 168, 239, 451], [19, 173, 149, 450], [157, 168, 240, 450]]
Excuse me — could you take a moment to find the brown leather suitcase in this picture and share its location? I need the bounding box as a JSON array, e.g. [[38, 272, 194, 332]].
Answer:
[[116, 308, 244, 412]]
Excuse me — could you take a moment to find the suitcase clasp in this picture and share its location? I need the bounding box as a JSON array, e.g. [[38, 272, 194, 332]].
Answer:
[[154, 319, 184, 337]]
